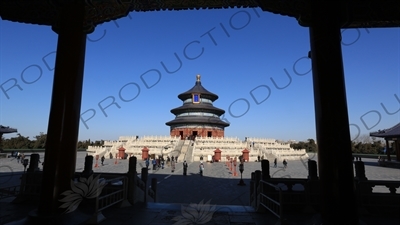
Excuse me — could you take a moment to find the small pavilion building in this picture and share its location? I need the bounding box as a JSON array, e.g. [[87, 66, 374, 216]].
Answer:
[[370, 122, 400, 162], [166, 75, 229, 140], [0, 125, 17, 152]]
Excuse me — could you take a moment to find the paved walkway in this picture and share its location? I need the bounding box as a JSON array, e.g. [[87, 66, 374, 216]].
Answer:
[[1, 152, 399, 224]]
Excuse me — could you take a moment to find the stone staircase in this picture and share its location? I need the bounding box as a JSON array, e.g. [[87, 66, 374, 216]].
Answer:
[[169, 140, 184, 159], [185, 142, 194, 163], [177, 140, 190, 162]]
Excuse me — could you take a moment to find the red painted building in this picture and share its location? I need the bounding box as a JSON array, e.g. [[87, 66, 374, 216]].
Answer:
[[166, 75, 229, 140]]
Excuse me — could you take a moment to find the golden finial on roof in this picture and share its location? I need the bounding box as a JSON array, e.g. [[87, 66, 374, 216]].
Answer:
[[196, 74, 201, 82]]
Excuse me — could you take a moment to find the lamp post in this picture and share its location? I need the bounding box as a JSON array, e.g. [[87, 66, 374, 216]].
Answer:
[[238, 162, 245, 186]]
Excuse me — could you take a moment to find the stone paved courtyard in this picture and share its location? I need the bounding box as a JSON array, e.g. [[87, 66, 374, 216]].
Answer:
[[1, 152, 399, 224], [1, 152, 399, 204]]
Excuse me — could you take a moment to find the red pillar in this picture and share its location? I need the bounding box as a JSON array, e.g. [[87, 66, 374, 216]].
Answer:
[[309, 1, 358, 223], [38, 2, 86, 216]]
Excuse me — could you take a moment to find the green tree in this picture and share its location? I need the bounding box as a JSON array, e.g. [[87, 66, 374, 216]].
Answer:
[[307, 139, 317, 152], [290, 139, 317, 152], [2, 133, 32, 149], [33, 132, 47, 149], [351, 134, 384, 154], [77, 139, 90, 149], [93, 140, 104, 146]]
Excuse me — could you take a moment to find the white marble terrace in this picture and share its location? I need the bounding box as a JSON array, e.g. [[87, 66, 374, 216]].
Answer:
[[86, 136, 180, 159], [191, 137, 308, 162], [87, 136, 308, 162]]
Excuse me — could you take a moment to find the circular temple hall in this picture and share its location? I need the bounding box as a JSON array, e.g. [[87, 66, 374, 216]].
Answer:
[[166, 75, 229, 140]]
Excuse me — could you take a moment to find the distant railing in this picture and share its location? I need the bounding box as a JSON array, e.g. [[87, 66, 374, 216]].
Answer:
[[1, 149, 87, 153]]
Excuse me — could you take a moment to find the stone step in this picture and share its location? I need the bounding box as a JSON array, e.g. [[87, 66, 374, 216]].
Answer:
[[100, 202, 278, 225]]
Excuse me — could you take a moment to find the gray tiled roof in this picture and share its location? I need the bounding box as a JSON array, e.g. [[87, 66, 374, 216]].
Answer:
[[166, 75, 229, 128], [170, 103, 225, 115], [370, 123, 400, 138], [0, 125, 17, 134], [165, 116, 229, 127], [178, 80, 218, 102]]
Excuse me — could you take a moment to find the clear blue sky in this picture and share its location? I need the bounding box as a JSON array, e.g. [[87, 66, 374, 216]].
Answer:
[[1, 8, 399, 142]]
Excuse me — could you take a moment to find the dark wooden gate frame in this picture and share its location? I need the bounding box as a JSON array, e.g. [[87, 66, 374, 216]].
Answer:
[[1, 1, 399, 223]]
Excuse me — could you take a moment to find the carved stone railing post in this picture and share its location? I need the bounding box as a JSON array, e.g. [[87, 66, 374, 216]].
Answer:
[[254, 170, 262, 207], [307, 160, 318, 180], [354, 161, 372, 198], [306, 159, 319, 212], [151, 178, 157, 202], [354, 161, 367, 181], [261, 159, 270, 180], [141, 167, 148, 202], [250, 172, 255, 207], [127, 156, 137, 205], [81, 155, 94, 178], [27, 153, 40, 172]]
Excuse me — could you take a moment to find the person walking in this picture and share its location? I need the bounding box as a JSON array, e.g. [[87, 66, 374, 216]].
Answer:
[[199, 162, 204, 176], [183, 160, 188, 176], [171, 160, 175, 173], [20, 153, 25, 165], [152, 158, 157, 170], [274, 158, 277, 168], [101, 155, 105, 166], [283, 159, 288, 169]]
